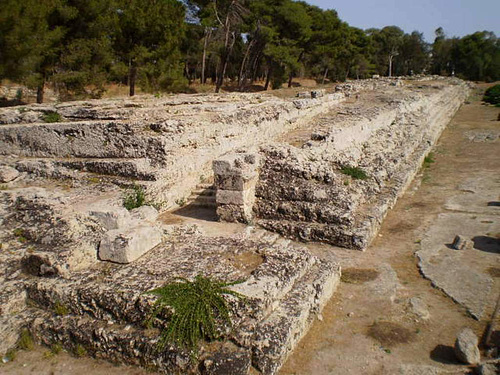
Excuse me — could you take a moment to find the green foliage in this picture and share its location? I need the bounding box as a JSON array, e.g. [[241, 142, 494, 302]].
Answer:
[[13, 228, 27, 243], [145, 276, 245, 352], [483, 84, 500, 106], [4, 348, 17, 362], [123, 185, 145, 210], [44, 343, 63, 359], [42, 111, 62, 123], [341, 166, 369, 180], [74, 344, 87, 357], [18, 329, 34, 351], [54, 301, 69, 316], [423, 153, 435, 168]]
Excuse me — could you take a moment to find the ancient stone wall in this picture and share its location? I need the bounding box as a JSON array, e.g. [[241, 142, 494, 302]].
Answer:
[[215, 79, 471, 249]]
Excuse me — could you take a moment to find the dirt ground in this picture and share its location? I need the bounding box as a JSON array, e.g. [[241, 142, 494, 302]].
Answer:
[[2, 85, 499, 374]]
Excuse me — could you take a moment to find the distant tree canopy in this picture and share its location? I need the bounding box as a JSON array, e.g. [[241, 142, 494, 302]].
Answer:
[[0, 0, 498, 102]]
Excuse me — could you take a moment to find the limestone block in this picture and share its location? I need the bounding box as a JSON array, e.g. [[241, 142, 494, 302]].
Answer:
[[215, 174, 256, 191], [213, 152, 260, 178], [0, 166, 19, 182], [99, 225, 162, 264], [216, 190, 246, 205], [216, 204, 253, 224], [90, 206, 131, 230], [130, 205, 159, 222], [311, 89, 325, 99]]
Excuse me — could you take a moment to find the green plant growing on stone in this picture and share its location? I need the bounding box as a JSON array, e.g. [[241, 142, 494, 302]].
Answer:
[[145, 276, 245, 353], [53, 301, 69, 316], [15, 89, 23, 101], [341, 166, 368, 180], [4, 348, 16, 362], [123, 185, 145, 210], [13, 228, 27, 243], [18, 329, 34, 350], [42, 111, 62, 123], [44, 343, 63, 359]]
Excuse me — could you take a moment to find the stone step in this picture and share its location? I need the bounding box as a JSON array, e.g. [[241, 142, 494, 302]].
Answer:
[[190, 187, 216, 197], [15, 157, 159, 181], [242, 260, 340, 374], [257, 218, 363, 250], [187, 195, 217, 208], [27, 251, 340, 375], [26, 235, 319, 328]]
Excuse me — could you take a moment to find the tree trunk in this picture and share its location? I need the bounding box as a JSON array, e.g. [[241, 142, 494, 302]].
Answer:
[[238, 40, 254, 90], [36, 82, 44, 104], [321, 67, 329, 84], [201, 27, 210, 84], [287, 73, 293, 88], [129, 65, 137, 97], [388, 55, 393, 77], [264, 63, 272, 90]]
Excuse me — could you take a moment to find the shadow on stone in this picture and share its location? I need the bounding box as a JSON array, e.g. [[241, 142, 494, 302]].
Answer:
[[430, 344, 459, 364], [472, 236, 500, 254], [487, 201, 500, 207], [174, 205, 218, 222]]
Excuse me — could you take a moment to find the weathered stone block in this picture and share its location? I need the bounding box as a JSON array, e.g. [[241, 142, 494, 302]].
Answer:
[[215, 174, 255, 191], [0, 166, 19, 182], [99, 225, 162, 264], [90, 206, 131, 230], [216, 190, 246, 205], [130, 205, 159, 222]]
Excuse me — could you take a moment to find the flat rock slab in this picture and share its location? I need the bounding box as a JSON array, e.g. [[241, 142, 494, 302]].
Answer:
[[417, 212, 498, 319]]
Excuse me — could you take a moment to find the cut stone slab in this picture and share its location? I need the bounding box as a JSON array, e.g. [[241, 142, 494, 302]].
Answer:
[[99, 225, 162, 263], [89, 206, 131, 230], [0, 166, 19, 182], [417, 212, 497, 319], [454, 328, 481, 365]]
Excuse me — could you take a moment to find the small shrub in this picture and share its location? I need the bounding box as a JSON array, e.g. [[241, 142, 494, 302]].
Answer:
[[423, 153, 435, 168], [18, 329, 34, 350], [0, 184, 9, 190], [123, 185, 145, 210], [175, 197, 186, 207], [340, 166, 368, 180], [483, 84, 500, 106], [74, 344, 87, 357], [15, 89, 23, 101], [42, 111, 62, 123], [145, 276, 245, 353], [54, 301, 69, 316]]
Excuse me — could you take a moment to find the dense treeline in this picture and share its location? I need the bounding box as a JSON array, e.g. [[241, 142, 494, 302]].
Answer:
[[0, 0, 498, 102]]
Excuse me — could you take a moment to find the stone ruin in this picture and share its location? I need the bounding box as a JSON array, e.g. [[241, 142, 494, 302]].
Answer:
[[0, 76, 470, 374]]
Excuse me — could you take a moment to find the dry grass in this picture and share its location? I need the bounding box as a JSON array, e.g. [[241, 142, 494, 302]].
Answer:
[[487, 267, 500, 278], [341, 268, 380, 284]]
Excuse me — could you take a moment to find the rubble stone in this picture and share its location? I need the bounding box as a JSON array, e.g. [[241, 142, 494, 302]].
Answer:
[[452, 235, 469, 250], [454, 328, 481, 365]]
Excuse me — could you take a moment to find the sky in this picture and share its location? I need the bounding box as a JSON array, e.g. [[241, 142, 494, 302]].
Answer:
[[306, 0, 500, 42]]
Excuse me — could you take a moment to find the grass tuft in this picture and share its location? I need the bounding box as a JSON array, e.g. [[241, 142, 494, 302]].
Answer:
[[123, 185, 145, 210], [74, 344, 87, 357], [340, 166, 369, 180], [18, 329, 34, 351], [42, 111, 62, 123], [145, 275, 245, 353]]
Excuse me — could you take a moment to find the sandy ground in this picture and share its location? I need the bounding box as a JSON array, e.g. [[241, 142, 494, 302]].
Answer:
[[1, 85, 499, 374]]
